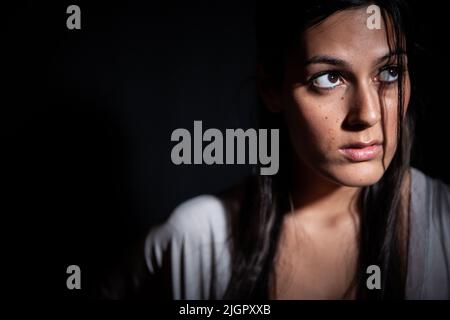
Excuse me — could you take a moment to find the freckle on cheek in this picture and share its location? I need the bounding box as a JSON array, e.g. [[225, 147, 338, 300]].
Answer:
[[341, 96, 344, 100], [325, 116, 328, 120]]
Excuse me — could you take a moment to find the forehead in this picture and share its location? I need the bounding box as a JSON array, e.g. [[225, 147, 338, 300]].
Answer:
[[299, 7, 392, 64]]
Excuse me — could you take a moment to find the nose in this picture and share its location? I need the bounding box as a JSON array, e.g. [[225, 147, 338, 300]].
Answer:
[[344, 82, 381, 130]]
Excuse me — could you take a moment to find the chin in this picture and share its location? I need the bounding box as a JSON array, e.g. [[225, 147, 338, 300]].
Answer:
[[327, 161, 386, 187]]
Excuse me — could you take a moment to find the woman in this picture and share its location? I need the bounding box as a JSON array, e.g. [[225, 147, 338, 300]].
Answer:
[[144, 0, 450, 299]]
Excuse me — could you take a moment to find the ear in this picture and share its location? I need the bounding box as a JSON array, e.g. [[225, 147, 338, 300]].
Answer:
[[257, 64, 283, 113]]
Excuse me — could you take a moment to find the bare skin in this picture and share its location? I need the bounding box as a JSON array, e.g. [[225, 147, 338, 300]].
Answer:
[[259, 8, 411, 299]]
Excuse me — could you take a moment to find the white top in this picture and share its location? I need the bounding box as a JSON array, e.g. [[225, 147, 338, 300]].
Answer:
[[144, 167, 450, 299]]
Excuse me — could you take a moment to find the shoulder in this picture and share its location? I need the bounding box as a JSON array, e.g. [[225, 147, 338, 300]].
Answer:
[[410, 167, 450, 216], [408, 167, 450, 299], [145, 195, 230, 267], [166, 195, 230, 241], [146, 179, 246, 249], [144, 194, 233, 299]]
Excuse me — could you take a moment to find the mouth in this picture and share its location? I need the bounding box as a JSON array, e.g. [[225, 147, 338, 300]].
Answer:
[[339, 140, 383, 162]]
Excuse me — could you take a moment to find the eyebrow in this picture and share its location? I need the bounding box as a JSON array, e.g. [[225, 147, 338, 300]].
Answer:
[[304, 50, 407, 68], [303, 55, 349, 67], [375, 50, 407, 65]]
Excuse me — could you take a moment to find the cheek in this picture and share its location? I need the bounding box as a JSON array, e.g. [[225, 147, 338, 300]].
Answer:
[[385, 113, 398, 158], [382, 84, 409, 162], [403, 77, 411, 117], [285, 89, 343, 157]]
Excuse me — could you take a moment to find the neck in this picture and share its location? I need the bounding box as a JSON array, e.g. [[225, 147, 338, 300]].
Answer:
[[289, 159, 361, 223]]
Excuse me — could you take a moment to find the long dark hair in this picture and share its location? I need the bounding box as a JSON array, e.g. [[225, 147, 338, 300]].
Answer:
[[224, 0, 416, 300]]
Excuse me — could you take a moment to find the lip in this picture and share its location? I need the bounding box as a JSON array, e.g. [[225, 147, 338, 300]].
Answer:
[[339, 140, 383, 162]]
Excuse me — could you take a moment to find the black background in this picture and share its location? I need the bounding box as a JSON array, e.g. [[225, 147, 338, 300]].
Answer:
[[3, 1, 449, 299]]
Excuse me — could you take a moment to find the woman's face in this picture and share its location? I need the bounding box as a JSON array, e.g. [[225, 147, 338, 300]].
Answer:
[[278, 7, 410, 187]]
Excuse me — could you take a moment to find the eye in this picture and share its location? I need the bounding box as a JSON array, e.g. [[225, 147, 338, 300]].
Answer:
[[378, 67, 399, 83], [312, 72, 343, 89]]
